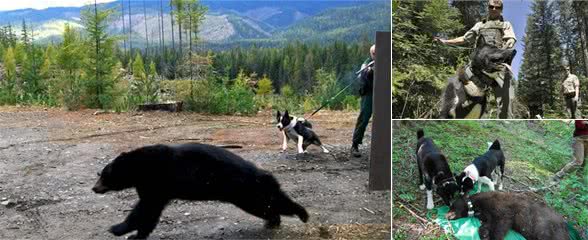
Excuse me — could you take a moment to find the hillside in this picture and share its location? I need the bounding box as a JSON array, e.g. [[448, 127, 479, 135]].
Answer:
[[392, 120, 587, 239], [274, 1, 391, 43], [0, 0, 389, 47]]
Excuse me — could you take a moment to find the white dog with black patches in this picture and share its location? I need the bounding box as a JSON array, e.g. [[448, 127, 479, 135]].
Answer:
[[276, 110, 329, 154], [456, 140, 505, 195]]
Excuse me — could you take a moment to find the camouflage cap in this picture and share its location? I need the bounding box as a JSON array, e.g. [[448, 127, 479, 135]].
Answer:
[[489, 0, 503, 7]]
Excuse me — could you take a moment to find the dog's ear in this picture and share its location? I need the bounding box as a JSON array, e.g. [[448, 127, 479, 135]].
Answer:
[[277, 110, 281, 118], [284, 110, 289, 118]]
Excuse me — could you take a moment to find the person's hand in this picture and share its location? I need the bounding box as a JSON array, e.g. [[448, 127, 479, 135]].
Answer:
[[434, 37, 447, 45], [503, 39, 515, 49]]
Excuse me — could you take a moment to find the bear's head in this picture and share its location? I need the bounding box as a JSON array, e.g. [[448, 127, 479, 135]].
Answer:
[[92, 152, 135, 194]]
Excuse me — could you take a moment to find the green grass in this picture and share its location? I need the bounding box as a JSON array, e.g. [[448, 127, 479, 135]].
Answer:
[[392, 120, 587, 238]]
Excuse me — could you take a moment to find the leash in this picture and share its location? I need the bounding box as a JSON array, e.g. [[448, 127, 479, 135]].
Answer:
[[307, 81, 354, 118], [438, 44, 475, 51], [432, 38, 475, 50]]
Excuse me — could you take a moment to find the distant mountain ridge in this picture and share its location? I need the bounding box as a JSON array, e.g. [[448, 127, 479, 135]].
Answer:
[[0, 0, 390, 47]]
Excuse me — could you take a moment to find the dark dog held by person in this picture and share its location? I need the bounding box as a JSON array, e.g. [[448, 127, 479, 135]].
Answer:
[[447, 192, 569, 240], [92, 143, 309, 239], [440, 39, 516, 119], [456, 140, 505, 195], [276, 110, 329, 154], [416, 129, 459, 209]]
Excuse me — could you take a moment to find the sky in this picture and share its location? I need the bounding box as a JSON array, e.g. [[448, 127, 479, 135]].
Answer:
[[502, 0, 533, 78], [0, 0, 116, 11]]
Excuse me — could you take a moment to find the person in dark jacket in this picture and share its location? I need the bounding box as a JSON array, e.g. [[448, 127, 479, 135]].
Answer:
[[351, 44, 375, 157]]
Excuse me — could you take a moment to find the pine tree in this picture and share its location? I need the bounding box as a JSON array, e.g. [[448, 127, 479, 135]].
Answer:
[[133, 52, 146, 82], [147, 60, 159, 103], [556, 0, 579, 73], [257, 74, 273, 95], [573, 1, 588, 75], [172, 0, 186, 59], [40, 44, 57, 79], [518, 0, 563, 117], [451, 0, 487, 31], [81, 1, 119, 109], [3, 47, 17, 96]]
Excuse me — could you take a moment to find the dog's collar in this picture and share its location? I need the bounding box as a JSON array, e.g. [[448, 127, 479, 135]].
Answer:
[[467, 199, 475, 217], [441, 179, 456, 188]]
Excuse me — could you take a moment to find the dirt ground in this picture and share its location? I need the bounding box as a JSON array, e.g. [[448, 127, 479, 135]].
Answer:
[[0, 107, 390, 240]]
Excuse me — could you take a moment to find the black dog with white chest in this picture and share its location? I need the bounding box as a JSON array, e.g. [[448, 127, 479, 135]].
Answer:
[[416, 129, 459, 209], [447, 192, 569, 240], [276, 110, 329, 154], [456, 140, 505, 195], [92, 143, 308, 239]]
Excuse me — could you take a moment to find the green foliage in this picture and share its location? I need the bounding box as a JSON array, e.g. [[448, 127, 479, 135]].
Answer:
[[81, 5, 119, 109], [341, 95, 360, 111], [392, 0, 467, 118], [182, 77, 256, 115], [421, 0, 463, 35], [392, 64, 455, 118], [213, 40, 370, 96], [545, 174, 588, 227], [518, 1, 564, 117], [50, 24, 86, 110], [256, 74, 273, 96], [129, 53, 159, 105], [311, 68, 339, 109], [132, 52, 146, 82], [392, 121, 586, 237]]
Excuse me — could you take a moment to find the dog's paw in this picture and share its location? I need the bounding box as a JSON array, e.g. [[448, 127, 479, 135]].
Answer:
[[303, 150, 308, 154], [426, 201, 434, 210], [419, 184, 426, 190], [323, 149, 330, 153], [498, 183, 503, 191]]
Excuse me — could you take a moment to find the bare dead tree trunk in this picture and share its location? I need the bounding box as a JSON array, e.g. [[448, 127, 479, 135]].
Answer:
[[189, 5, 193, 80], [128, 0, 132, 55], [170, 0, 175, 51], [143, 0, 149, 55], [121, 1, 126, 54], [160, 0, 165, 50], [94, 0, 101, 96]]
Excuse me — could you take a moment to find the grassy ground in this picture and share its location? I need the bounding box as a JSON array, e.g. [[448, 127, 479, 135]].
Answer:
[[392, 120, 588, 239]]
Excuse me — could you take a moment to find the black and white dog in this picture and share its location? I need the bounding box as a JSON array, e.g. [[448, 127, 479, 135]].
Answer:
[[276, 110, 329, 154], [416, 129, 459, 209], [440, 39, 517, 119], [456, 140, 505, 195]]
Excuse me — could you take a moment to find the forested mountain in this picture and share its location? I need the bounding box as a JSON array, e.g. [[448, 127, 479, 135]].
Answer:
[[0, 0, 389, 47]]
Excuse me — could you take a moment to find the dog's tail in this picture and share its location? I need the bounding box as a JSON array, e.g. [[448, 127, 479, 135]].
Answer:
[[417, 129, 425, 140], [489, 140, 500, 150]]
